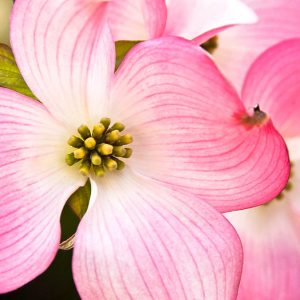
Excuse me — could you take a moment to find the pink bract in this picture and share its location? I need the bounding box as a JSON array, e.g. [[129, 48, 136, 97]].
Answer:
[[227, 39, 300, 299], [214, 0, 300, 91], [107, 0, 257, 43], [0, 0, 290, 298]]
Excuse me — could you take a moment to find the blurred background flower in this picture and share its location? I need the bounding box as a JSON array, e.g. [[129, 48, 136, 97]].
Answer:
[[214, 0, 300, 91], [226, 38, 300, 300]]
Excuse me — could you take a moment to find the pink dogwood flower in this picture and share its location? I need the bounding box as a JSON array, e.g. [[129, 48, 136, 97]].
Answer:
[[214, 0, 300, 91], [106, 0, 257, 44], [0, 0, 290, 298], [226, 39, 300, 300]]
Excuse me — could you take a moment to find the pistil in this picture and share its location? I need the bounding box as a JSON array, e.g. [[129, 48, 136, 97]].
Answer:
[[66, 118, 133, 177]]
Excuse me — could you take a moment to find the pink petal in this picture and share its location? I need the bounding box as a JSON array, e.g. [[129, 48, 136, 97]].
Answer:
[[144, 0, 167, 38], [11, 0, 115, 127], [0, 88, 84, 293], [287, 137, 300, 162], [242, 39, 300, 138], [214, 0, 300, 91], [165, 0, 257, 44], [226, 172, 300, 300], [111, 37, 290, 212], [108, 0, 167, 41], [73, 171, 242, 300]]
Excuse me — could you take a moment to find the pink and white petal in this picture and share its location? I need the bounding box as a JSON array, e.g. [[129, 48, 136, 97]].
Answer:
[[110, 37, 290, 212], [164, 0, 257, 44], [73, 171, 243, 300], [242, 39, 300, 138], [11, 0, 115, 127], [286, 137, 300, 162], [226, 197, 300, 300], [0, 88, 84, 293], [108, 0, 167, 41], [214, 0, 300, 91], [143, 0, 167, 39]]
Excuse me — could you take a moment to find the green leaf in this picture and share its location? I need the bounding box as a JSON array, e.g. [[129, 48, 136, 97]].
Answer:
[[67, 180, 91, 219], [0, 43, 36, 99], [115, 40, 141, 70]]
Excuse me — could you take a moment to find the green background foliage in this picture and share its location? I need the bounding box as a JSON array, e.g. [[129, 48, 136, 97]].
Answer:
[[0, 43, 36, 98]]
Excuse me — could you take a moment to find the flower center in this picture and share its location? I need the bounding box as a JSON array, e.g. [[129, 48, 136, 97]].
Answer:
[[65, 118, 133, 177]]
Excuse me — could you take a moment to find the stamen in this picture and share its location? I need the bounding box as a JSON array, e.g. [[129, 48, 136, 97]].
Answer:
[[93, 165, 105, 177], [103, 157, 118, 171], [123, 148, 133, 158], [74, 147, 88, 159], [68, 135, 84, 148], [114, 158, 126, 170], [110, 122, 125, 132], [90, 152, 102, 166], [65, 153, 79, 166], [115, 134, 133, 146], [105, 130, 121, 143], [78, 125, 91, 139], [66, 118, 133, 176], [97, 143, 113, 155], [100, 117, 111, 129], [84, 137, 96, 150], [92, 124, 105, 139], [113, 146, 126, 157], [80, 160, 91, 176]]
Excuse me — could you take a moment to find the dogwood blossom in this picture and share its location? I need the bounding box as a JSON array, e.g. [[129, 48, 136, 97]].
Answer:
[[0, 0, 290, 298], [227, 39, 300, 300], [214, 0, 300, 90], [106, 0, 257, 43]]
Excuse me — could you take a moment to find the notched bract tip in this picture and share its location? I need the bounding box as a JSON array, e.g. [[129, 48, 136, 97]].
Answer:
[[239, 104, 269, 128]]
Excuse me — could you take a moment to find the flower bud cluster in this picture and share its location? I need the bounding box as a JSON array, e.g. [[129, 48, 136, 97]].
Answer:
[[65, 118, 133, 177]]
